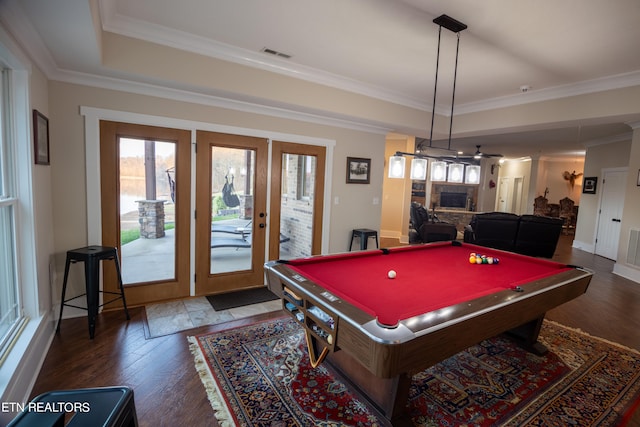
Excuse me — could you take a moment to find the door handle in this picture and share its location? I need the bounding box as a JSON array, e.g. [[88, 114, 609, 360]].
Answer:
[[259, 223, 265, 228], [612, 218, 621, 222]]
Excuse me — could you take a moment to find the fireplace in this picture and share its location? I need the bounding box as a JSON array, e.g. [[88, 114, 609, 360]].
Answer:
[[440, 192, 467, 208]]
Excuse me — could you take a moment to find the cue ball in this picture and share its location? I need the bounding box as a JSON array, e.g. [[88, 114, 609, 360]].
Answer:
[[387, 270, 396, 279]]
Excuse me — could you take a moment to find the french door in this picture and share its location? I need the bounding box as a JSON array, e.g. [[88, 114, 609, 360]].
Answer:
[[100, 123, 326, 303], [100, 121, 192, 306], [194, 131, 268, 295], [269, 141, 325, 259]]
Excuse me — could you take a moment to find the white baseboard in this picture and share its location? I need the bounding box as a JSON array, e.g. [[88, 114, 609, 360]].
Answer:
[[572, 239, 640, 284], [0, 313, 55, 425], [613, 263, 640, 284], [379, 229, 401, 239], [572, 239, 595, 253], [379, 229, 409, 244]]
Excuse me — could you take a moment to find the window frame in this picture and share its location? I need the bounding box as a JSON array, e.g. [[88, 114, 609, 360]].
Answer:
[[0, 30, 40, 404]]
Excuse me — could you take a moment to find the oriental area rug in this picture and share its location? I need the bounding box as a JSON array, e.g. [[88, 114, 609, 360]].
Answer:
[[189, 317, 640, 426]]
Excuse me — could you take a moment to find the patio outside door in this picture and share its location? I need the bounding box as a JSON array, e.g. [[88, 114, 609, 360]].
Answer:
[[195, 131, 268, 295]]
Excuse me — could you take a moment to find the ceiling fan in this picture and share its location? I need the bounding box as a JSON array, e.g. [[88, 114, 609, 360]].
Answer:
[[471, 145, 503, 159]]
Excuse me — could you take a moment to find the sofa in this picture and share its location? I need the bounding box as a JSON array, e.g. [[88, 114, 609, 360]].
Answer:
[[464, 212, 564, 258]]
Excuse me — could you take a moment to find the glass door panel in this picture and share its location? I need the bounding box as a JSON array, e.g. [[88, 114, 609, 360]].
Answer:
[[278, 153, 316, 260], [269, 141, 325, 260], [118, 138, 176, 284], [210, 146, 255, 274], [100, 121, 191, 306], [195, 131, 267, 295]]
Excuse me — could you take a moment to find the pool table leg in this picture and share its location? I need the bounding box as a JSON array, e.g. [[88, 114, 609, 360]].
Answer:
[[325, 350, 413, 426], [507, 315, 548, 356]]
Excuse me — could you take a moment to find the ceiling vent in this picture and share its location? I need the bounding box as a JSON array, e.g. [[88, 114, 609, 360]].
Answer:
[[261, 47, 292, 59]]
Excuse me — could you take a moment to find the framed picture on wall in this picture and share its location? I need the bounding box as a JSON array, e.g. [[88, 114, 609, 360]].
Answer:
[[346, 157, 371, 184], [583, 176, 597, 194], [33, 109, 50, 165]]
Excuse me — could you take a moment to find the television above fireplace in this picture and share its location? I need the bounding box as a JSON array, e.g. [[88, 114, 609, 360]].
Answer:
[[440, 192, 467, 208]]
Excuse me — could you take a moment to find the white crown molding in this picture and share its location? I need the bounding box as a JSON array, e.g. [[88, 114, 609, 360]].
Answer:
[[0, 0, 55, 76], [5, 0, 640, 129], [626, 121, 640, 130], [101, 11, 640, 118], [538, 155, 585, 162], [583, 132, 633, 147], [455, 71, 640, 116], [536, 131, 633, 161], [101, 12, 430, 112], [0, 1, 392, 134], [54, 68, 394, 135]]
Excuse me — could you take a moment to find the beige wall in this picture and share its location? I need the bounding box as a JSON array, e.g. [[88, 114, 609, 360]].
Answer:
[[573, 139, 632, 250], [48, 81, 386, 298], [535, 158, 585, 204], [615, 126, 640, 278], [50, 31, 640, 278], [6, 13, 640, 422], [454, 86, 640, 139], [30, 64, 56, 316], [380, 136, 414, 241], [495, 159, 532, 214], [101, 32, 434, 138], [0, 25, 55, 416], [8, 12, 640, 320]]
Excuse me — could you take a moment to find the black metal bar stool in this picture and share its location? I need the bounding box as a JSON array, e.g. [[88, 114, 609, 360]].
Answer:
[[56, 246, 130, 339], [349, 229, 379, 251]]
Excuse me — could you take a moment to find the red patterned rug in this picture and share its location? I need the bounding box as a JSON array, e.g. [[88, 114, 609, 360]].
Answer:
[[189, 317, 640, 426]]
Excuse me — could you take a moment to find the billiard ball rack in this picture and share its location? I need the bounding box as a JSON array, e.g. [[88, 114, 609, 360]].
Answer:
[[282, 285, 337, 368]]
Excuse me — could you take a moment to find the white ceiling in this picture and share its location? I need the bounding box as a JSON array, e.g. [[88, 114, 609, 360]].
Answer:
[[3, 0, 640, 159]]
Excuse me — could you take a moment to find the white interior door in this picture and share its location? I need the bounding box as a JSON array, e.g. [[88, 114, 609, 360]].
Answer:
[[497, 177, 510, 212], [512, 176, 524, 214], [595, 169, 627, 260]]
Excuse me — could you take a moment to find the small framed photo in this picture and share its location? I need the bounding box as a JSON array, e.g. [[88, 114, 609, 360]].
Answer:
[[346, 157, 371, 184], [583, 176, 597, 194], [33, 110, 50, 165]]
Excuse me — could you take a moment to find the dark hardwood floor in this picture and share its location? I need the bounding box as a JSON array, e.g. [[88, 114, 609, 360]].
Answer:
[[29, 235, 640, 427]]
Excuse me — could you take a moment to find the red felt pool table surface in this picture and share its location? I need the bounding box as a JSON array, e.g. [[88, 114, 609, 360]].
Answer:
[[285, 242, 572, 326]]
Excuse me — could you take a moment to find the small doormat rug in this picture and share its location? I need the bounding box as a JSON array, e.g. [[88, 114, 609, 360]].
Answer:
[[189, 317, 640, 426], [207, 287, 278, 311]]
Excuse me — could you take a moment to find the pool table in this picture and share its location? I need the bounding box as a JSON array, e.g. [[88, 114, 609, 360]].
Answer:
[[264, 241, 592, 425]]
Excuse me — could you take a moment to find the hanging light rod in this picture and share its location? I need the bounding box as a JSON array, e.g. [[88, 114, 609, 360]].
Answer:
[[432, 14, 467, 33], [428, 14, 467, 152], [388, 14, 473, 181]]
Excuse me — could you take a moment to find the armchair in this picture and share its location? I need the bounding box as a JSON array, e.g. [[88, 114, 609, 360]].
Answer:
[[409, 203, 457, 243], [533, 196, 549, 216], [559, 197, 576, 234]]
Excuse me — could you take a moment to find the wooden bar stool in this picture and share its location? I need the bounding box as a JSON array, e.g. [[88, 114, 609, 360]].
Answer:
[[56, 246, 130, 339], [349, 229, 379, 251]]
